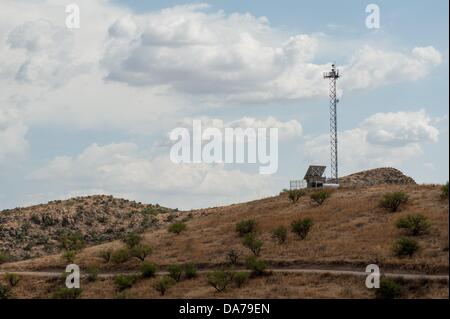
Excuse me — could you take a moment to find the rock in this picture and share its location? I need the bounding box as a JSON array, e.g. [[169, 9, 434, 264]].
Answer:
[[340, 167, 416, 187]]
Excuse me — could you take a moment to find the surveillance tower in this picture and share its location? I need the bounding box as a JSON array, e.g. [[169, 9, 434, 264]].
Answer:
[[323, 64, 340, 184]]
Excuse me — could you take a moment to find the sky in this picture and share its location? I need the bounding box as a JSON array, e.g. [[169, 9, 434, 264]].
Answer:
[[0, 0, 448, 210]]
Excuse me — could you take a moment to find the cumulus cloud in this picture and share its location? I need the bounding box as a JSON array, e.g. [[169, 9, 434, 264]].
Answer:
[[302, 110, 440, 174], [30, 142, 277, 209], [0, 108, 28, 163]]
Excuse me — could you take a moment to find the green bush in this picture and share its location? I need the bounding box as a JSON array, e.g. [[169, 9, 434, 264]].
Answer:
[[310, 190, 331, 205], [207, 270, 233, 292], [52, 287, 83, 299], [0, 283, 11, 299], [154, 276, 173, 296], [123, 233, 142, 249], [271, 226, 288, 244], [0, 251, 10, 264], [291, 218, 313, 240], [60, 232, 85, 251], [62, 250, 76, 263], [396, 214, 431, 236], [246, 256, 267, 276], [235, 219, 257, 237], [140, 262, 158, 278], [167, 264, 183, 282], [111, 248, 130, 264], [5, 273, 21, 287], [114, 275, 138, 291], [441, 182, 449, 200], [130, 244, 152, 262], [393, 238, 420, 257], [242, 233, 263, 256], [183, 263, 197, 279], [233, 271, 250, 288], [86, 267, 99, 282], [99, 249, 113, 263], [288, 189, 306, 203], [168, 222, 187, 234], [227, 249, 240, 265], [379, 192, 409, 212], [375, 278, 402, 299]]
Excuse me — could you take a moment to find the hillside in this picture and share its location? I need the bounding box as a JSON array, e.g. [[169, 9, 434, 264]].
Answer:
[[1, 180, 448, 299], [339, 167, 416, 187], [0, 195, 175, 260]]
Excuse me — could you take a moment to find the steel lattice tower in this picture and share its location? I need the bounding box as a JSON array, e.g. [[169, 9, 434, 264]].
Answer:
[[323, 64, 340, 184]]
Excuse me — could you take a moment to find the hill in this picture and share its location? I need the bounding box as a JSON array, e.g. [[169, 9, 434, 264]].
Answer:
[[339, 167, 416, 187]]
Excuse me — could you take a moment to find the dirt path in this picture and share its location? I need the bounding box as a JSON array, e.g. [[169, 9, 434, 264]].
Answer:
[[1, 268, 448, 281]]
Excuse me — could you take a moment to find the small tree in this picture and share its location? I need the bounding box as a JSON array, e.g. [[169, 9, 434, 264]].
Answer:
[[167, 264, 183, 282], [235, 219, 257, 237], [114, 275, 138, 291], [441, 182, 449, 200], [183, 263, 197, 279], [226, 249, 241, 265], [379, 192, 409, 212], [140, 262, 158, 278], [291, 218, 313, 240], [396, 214, 431, 236], [288, 189, 305, 203], [233, 271, 250, 288], [130, 244, 152, 262], [154, 276, 173, 296], [271, 226, 287, 244], [375, 278, 402, 299], [393, 238, 419, 257], [207, 270, 233, 292], [242, 233, 263, 256], [168, 222, 187, 234], [111, 248, 130, 264], [310, 190, 331, 205], [123, 233, 142, 249], [246, 256, 267, 276], [5, 273, 20, 287]]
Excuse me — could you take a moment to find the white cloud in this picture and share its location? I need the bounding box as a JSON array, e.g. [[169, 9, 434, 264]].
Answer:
[[302, 110, 440, 174], [30, 142, 277, 209], [0, 108, 28, 163]]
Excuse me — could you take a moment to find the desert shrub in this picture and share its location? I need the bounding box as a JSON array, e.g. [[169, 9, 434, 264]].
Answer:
[[375, 278, 402, 299], [246, 256, 267, 276], [111, 248, 130, 264], [207, 270, 233, 292], [291, 218, 313, 240], [0, 283, 11, 299], [130, 244, 152, 262], [99, 249, 113, 263], [123, 233, 142, 249], [379, 192, 409, 212], [168, 222, 187, 234], [242, 233, 263, 256], [271, 226, 288, 244], [393, 238, 420, 257], [0, 251, 10, 264], [52, 287, 83, 299], [233, 271, 250, 288], [167, 264, 183, 282], [396, 214, 431, 236], [140, 262, 158, 278], [62, 250, 76, 263], [310, 190, 331, 205], [227, 249, 241, 265], [441, 182, 449, 200], [183, 263, 197, 279], [154, 276, 173, 296], [288, 189, 306, 203], [86, 267, 99, 282], [114, 275, 138, 291], [5, 273, 21, 287], [235, 219, 257, 237], [60, 232, 85, 251]]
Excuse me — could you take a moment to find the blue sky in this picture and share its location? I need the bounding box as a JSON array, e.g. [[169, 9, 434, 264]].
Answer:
[[0, 0, 448, 210]]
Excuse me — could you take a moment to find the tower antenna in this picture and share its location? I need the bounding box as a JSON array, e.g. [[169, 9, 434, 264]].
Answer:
[[323, 64, 340, 184]]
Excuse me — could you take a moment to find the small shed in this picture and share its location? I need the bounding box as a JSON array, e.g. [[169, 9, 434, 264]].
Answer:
[[304, 165, 327, 188]]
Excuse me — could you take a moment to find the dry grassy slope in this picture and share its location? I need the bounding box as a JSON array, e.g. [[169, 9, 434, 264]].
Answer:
[[2, 183, 448, 274], [0, 195, 174, 260]]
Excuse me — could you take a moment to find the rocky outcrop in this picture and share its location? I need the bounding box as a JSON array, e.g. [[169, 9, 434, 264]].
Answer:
[[340, 167, 416, 187]]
